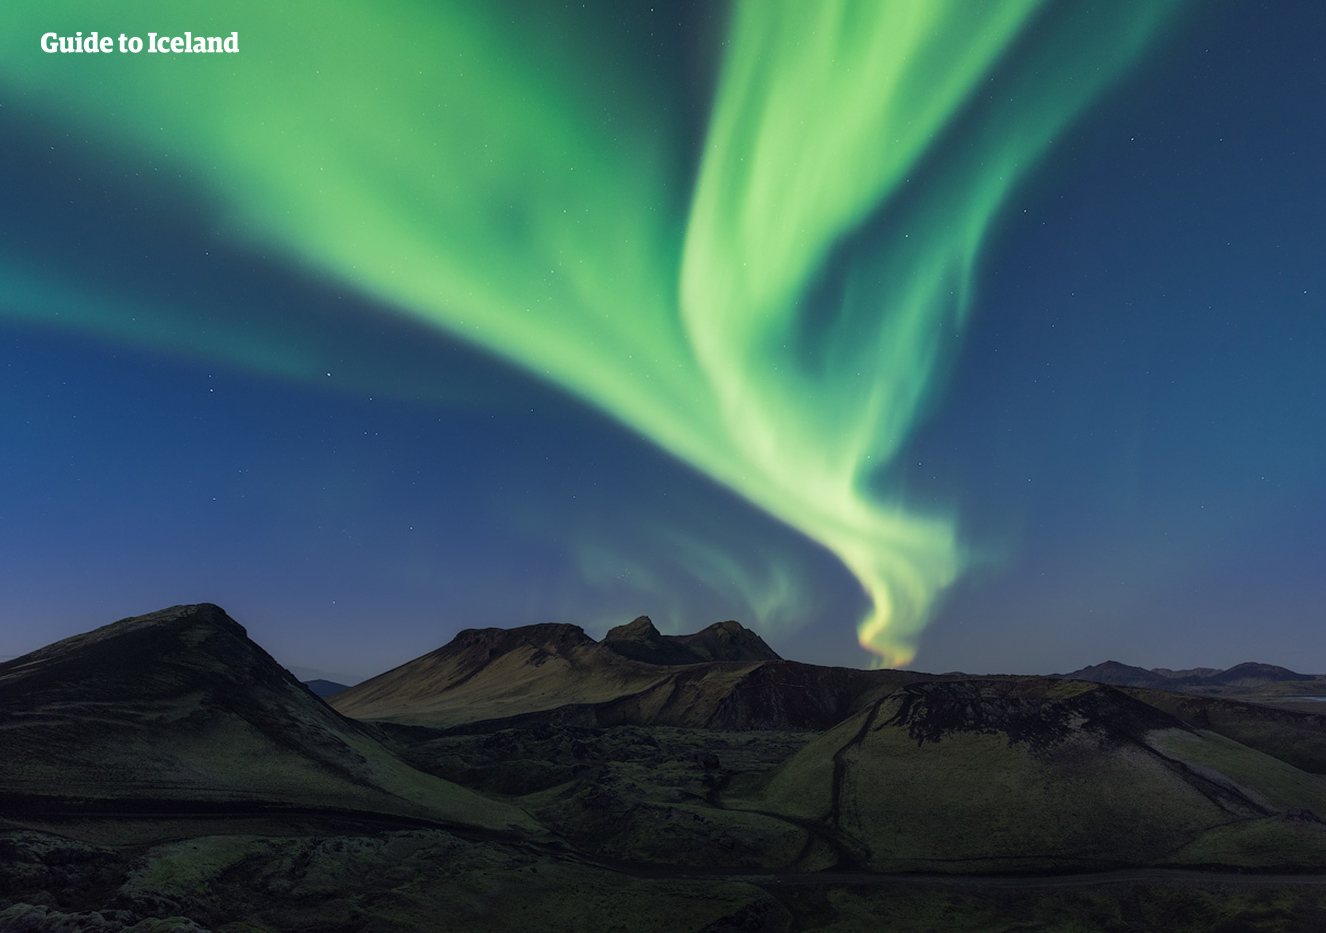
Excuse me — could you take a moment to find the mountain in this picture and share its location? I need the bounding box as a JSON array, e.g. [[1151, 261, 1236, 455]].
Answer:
[[1153, 666, 1222, 679], [0, 604, 537, 833], [1061, 659, 1317, 692], [1056, 660, 1174, 688], [329, 617, 920, 730], [602, 616, 782, 665], [1207, 661, 1309, 685], [328, 622, 673, 727], [1117, 687, 1326, 774], [303, 678, 350, 697]]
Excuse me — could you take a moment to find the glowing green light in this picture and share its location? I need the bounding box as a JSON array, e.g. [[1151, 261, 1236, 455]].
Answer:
[[0, 1, 1183, 664]]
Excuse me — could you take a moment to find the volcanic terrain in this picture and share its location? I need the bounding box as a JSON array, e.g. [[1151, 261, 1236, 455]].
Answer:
[[5, 604, 1326, 932]]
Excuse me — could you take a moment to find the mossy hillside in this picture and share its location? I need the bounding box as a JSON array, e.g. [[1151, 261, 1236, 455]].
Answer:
[[123, 835, 259, 905], [836, 712, 1224, 870], [0, 709, 369, 806], [1159, 815, 1326, 869], [116, 829, 790, 933], [735, 704, 867, 823], [1151, 728, 1326, 814], [743, 683, 1292, 871], [395, 722, 815, 867], [1125, 688, 1326, 774], [338, 731, 542, 833], [0, 603, 541, 837], [527, 762, 808, 869]]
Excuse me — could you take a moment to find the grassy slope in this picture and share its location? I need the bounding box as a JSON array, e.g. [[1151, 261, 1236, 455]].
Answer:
[[736, 684, 1326, 872]]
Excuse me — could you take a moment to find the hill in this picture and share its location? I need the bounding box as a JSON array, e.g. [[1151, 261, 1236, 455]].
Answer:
[[1061, 659, 1316, 690], [0, 603, 537, 834], [328, 616, 899, 730], [737, 678, 1326, 872]]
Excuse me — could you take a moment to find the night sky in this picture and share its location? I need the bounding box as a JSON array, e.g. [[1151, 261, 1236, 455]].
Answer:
[[2, 1, 1323, 681]]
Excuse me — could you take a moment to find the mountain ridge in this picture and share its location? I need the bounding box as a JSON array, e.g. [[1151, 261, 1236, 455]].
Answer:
[[1059, 659, 1317, 690], [330, 615, 804, 728], [0, 603, 538, 833]]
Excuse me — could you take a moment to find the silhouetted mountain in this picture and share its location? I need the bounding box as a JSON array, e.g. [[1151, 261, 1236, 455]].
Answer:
[[303, 678, 350, 697], [331, 617, 916, 730], [601, 615, 706, 664], [675, 619, 783, 662], [1058, 660, 1173, 688], [1061, 660, 1316, 691], [602, 616, 781, 665], [1152, 666, 1222, 679], [1207, 661, 1307, 685], [0, 604, 537, 832]]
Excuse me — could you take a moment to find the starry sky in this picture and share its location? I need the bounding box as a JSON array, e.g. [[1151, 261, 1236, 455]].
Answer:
[[1, 1, 1323, 681]]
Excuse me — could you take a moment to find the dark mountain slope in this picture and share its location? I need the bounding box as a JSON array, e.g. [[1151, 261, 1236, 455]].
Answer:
[[602, 616, 782, 665], [1209, 662, 1308, 685], [1061, 660, 1317, 691], [332, 618, 926, 730], [601, 616, 710, 665], [1058, 660, 1173, 688], [0, 604, 537, 833]]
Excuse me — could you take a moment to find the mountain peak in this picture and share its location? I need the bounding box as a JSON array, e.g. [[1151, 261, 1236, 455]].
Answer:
[[1211, 661, 1307, 684], [676, 619, 781, 662], [448, 622, 595, 656], [601, 616, 780, 665], [1060, 659, 1314, 690], [0, 603, 538, 833], [1057, 660, 1171, 688], [2, 603, 245, 671], [605, 615, 661, 639], [333, 616, 786, 728], [602, 615, 701, 665]]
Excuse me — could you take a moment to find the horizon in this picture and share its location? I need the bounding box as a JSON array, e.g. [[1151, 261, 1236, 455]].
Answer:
[[4, 600, 1321, 687]]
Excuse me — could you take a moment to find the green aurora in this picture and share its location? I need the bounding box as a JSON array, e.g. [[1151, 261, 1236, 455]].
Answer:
[[0, 1, 1184, 665]]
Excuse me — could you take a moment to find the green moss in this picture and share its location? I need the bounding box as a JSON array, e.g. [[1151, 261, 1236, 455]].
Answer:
[[126, 835, 258, 900], [1162, 816, 1326, 868], [1153, 729, 1326, 813]]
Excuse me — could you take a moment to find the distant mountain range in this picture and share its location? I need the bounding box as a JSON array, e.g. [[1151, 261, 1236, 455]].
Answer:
[[303, 678, 350, 697], [1059, 659, 1324, 691]]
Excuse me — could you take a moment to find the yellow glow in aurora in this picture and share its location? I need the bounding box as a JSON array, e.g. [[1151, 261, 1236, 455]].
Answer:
[[0, 1, 1183, 664]]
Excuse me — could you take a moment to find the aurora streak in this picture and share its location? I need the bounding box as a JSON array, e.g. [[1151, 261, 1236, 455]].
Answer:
[[0, 1, 1183, 664]]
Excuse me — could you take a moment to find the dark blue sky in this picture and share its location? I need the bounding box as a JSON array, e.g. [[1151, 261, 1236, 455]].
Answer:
[[2, 2, 1323, 678]]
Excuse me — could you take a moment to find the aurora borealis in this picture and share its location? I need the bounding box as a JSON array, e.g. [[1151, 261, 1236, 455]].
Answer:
[[2, 2, 1324, 676]]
